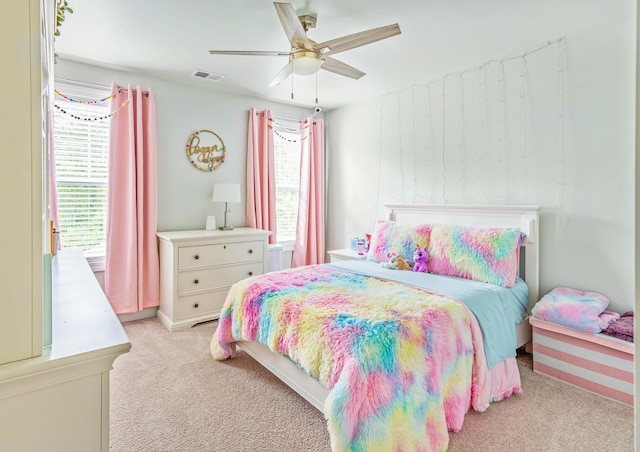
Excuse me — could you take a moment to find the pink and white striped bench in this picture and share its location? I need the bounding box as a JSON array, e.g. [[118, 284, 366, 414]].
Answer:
[[529, 316, 634, 406]]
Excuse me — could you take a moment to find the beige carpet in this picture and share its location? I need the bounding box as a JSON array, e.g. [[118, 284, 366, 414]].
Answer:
[[110, 318, 634, 451]]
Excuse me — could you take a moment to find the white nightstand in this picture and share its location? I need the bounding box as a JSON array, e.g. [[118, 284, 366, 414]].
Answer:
[[327, 248, 367, 263]]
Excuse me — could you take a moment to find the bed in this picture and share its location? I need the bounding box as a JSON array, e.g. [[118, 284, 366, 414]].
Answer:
[[211, 204, 540, 451]]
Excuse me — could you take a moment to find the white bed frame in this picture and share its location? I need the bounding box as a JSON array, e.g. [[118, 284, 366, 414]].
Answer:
[[235, 204, 540, 413]]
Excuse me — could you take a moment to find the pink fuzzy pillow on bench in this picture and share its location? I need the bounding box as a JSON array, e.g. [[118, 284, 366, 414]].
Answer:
[[532, 287, 611, 333]]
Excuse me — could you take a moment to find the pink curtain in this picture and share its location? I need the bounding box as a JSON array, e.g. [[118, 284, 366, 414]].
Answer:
[[292, 118, 325, 266], [246, 108, 277, 244], [104, 83, 160, 314]]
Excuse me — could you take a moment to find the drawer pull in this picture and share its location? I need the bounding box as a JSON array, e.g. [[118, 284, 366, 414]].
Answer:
[[194, 303, 199, 308], [194, 279, 199, 284], [194, 255, 200, 260], [248, 271, 253, 276], [248, 249, 253, 254]]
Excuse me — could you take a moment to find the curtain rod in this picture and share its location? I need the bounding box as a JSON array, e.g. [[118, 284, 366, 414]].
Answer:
[[271, 114, 305, 123], [113, 83, 150, 95], [55, 77, 110, 90], [55, 78, 149, 95], [115, 87, 149, 96]]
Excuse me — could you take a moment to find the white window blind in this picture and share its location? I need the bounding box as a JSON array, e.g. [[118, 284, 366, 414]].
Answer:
[[53, 82, 111, 262], [273, 127, 301, 243]]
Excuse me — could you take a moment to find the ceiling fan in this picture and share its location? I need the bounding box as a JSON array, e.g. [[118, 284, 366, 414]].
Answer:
[[209, 2, 401, 87]]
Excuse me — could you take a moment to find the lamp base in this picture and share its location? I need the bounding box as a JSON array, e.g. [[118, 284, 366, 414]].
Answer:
[[218, 226, 234, 231]]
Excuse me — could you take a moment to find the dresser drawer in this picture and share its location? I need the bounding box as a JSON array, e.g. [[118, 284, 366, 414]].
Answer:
[[177, 262, 263, 295], [177, 291, 227, 320], [178, 241, 264, 269]]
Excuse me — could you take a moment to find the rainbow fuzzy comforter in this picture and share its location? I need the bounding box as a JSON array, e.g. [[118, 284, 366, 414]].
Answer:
[[211, 266, 477, 451]]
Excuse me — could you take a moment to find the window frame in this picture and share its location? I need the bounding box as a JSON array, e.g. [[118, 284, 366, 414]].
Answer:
[[272, 119, 302, 246], [52, 81, 112, 272]]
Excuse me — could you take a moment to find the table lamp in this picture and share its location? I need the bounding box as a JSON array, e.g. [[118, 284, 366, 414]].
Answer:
[[212, 183, 241, 230]]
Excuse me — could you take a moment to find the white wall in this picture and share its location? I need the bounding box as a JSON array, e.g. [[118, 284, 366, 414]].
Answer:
[[326, 16, 635, 313], [54, 59, 311, 233]]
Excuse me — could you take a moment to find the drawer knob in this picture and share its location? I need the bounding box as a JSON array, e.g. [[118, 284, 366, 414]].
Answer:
[[248, 249, 253, 254], [194, 255, 200, 260], [194, 279, 199, 284], [248, 271, 253, 276], [194, 303, 199, 308]]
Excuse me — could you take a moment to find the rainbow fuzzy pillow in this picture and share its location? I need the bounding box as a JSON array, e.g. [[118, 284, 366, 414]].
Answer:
[[367, 220, 431, 263], [428, 224, 523, 287]]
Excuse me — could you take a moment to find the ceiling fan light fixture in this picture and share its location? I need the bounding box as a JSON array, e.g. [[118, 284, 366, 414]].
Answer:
[[208, 3, 402, 88], [291, 51, 322, 76]]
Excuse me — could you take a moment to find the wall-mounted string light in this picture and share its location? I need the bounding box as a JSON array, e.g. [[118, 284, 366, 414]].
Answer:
[[497, 60, 507, 202], [555, 38, 568, 230], [458, 73, 466, 200], [371, 38, 564, 210]]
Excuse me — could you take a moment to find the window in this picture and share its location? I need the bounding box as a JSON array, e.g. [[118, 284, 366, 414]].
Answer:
[[53, 82, 111, 270], [273, 124, 302, 243]]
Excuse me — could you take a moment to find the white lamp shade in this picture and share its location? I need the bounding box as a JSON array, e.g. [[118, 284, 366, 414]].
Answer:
[[292, 55, 322, 76], [212, 183, 241, 203]]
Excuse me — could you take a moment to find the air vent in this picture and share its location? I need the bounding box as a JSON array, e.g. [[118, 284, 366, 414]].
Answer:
[[191, 70, 225, 81]]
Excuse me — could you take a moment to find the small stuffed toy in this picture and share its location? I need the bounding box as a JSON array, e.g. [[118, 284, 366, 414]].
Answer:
[[396, 256, 413, 271], [380, 253, 399, 270], [380, 253, 413, 271], [413, 246, 429, 273]]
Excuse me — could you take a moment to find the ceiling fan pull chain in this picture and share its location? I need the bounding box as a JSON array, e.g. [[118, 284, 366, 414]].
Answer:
[[315, 72, 319, 105], [291, 70, 294, 99]]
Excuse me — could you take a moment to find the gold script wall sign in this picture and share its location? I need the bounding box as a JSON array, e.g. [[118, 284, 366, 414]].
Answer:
[[185, 130, 227, 172]]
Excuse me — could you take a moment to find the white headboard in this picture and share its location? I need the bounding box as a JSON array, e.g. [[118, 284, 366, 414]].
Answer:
[[385, 204, 540, 312]]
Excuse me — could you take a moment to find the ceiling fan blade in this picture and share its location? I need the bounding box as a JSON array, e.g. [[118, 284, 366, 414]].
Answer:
[[320, 56, 365, 80], [209, 50, 291, 57], [315, 23, 401, 56], [274, 2, 311, 49], [268, 62, 294, 87]]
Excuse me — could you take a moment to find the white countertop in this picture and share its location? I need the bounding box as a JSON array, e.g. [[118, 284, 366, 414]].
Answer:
[[157, 227, 272, 243], [0, 249, 131, 381]]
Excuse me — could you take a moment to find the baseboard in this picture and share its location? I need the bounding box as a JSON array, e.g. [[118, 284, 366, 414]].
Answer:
[[118, 307, 158, 323]]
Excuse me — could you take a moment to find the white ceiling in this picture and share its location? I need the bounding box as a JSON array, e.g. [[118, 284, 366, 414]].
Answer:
[[55, 0, 628, 110]]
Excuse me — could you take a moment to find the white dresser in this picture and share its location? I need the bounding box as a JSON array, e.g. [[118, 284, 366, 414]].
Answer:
[[157, 228, 271, 332]]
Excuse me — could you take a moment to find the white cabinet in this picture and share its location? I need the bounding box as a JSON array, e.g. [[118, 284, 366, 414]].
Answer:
[[157, 228, 271, 331], [0, 250, 131, 451], [0, 3, 130, 450], [0, 0, 50, 365]]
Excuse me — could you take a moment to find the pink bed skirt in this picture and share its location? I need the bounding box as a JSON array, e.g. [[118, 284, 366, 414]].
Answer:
[[465, 304, 523, 413]]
